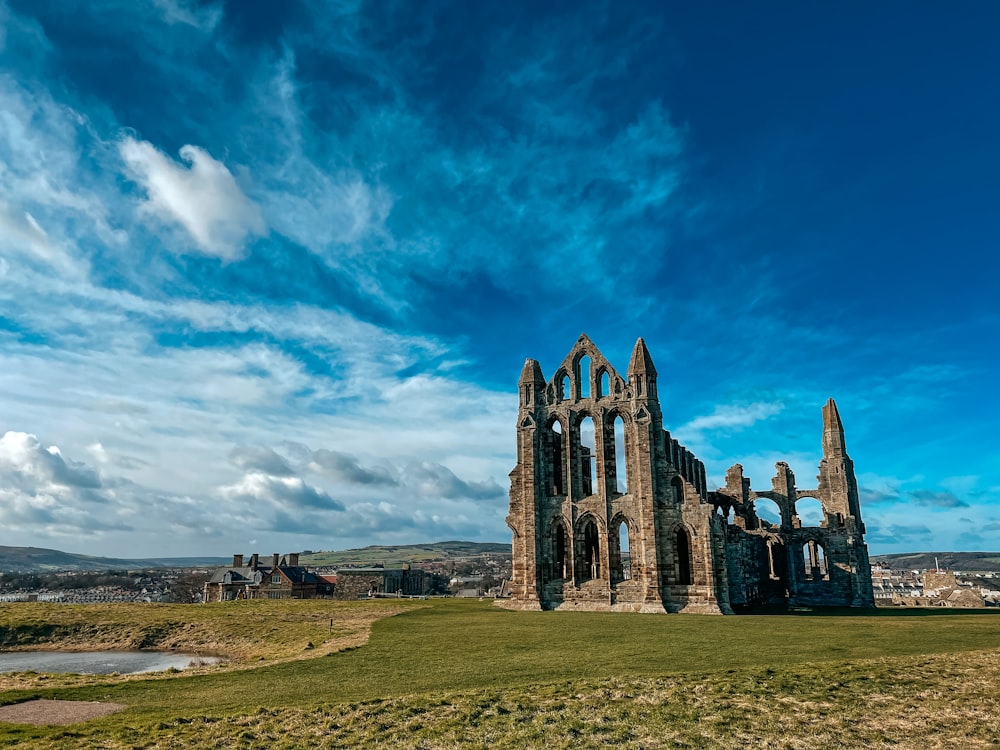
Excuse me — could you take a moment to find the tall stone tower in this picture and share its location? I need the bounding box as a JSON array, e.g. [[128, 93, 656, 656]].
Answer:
[[807, 398, 875, 607]]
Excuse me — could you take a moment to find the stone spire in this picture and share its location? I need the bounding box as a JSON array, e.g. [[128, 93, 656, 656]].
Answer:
[[518, 358, 545, 410], [518, 358, 545, 386], [627, 337, 657, 399], [822, 398, 847, 457], [627, 337, 657, 377], [817, 397, 862, 522]]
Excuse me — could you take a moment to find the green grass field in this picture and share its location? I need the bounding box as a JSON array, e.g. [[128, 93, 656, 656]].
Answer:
[[1, 599, 999, 748]]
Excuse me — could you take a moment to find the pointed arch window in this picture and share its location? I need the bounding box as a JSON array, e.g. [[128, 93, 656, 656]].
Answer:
[[557, 373, 569, 401], [598, 369, 610, 399], [580, 415, 597, 497], [548, 419, 565, 495], [671, 475, 685, 505], [766, 538, 788, 583], [614, 415, 627, 493], [578, 355, 592, 399]]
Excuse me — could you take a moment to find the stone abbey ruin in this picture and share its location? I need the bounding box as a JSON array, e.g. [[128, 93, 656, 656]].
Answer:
[[504, 334, 875, 614]]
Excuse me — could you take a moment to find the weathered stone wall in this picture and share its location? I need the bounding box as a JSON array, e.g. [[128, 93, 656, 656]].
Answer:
[[334, 567, 430, 600], [334, 570, 389, 600], [504, 335, 875, 615]]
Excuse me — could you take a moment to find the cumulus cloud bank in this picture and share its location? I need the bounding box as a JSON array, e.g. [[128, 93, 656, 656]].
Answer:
[[219, 471, 345, 511], [0, 431, 102, 490], [211, 442, 505, 542], [119, 138, 265, 259]]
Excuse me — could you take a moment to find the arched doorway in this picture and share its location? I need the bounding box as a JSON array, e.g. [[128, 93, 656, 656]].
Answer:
[[577, 517, 601, 581], [676, 527, 692, 585], [552, 522, 568, 580]]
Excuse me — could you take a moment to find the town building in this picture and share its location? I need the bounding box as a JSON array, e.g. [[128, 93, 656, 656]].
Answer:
[[502, 334, 876, 614], [203, 553, 333, 602]]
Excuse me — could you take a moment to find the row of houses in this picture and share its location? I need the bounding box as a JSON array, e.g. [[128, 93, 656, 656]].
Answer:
[[203, 554, 441, 602], [871, 566, 995, 608]]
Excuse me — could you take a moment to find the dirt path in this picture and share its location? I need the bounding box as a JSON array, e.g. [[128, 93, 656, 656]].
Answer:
[[0, 699, 127, 725]]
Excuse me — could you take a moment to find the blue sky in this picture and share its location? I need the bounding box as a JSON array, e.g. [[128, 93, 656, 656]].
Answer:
[[0, 0, 997, 558]]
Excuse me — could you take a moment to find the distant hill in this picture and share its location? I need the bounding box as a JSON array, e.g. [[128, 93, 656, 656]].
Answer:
[[871, 552, 1000, 572], [0, 541, 512, 573], [5, 543, 995, 574], [0, 546, 227, 573], [301, 540, 511, 567]]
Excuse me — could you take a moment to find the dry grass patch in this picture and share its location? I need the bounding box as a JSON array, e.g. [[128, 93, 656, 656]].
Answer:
[[0, 599, 419, 691], [9, 648, 999, 749]]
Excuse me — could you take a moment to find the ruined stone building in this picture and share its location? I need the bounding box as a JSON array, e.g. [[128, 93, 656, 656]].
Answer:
[[334, 565, 435, 600], [503, 334, 875, 614]]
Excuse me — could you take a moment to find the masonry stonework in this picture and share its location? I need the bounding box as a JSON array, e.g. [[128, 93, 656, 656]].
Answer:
[[501, 335, 875, 614]]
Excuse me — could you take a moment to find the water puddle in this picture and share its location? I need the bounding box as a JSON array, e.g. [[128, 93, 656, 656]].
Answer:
[[0, 651, 222, 675]]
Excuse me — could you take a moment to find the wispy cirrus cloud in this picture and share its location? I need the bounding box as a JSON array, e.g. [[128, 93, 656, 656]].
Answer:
[[0, 74, 123, 278], [908, 490, 969, 509], [679, 402, 785, 435], [151, 0, 222, 31]]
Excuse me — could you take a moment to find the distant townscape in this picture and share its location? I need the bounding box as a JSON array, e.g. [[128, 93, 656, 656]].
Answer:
[[871, 563, 999, 608], [0, 542, 996, 609], [0, 542, 513, 604]]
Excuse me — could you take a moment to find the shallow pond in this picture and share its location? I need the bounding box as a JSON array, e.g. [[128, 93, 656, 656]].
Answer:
[[0, 651, 222, 675]]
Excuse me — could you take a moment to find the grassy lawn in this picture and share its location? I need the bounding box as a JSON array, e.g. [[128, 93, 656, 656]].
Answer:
[[1, 599, 999, 747]]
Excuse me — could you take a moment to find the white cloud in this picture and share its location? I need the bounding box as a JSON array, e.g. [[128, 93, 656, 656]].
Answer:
[[152, 0, 222, 31], [219, 471, 345, 511], [119, 137, 265, 260], [0, 431, 132, 539], [246, 51, 394, 259], [677, 402, 784, 436], [0, 431, 102, 490], [0, 202, 68, 269], [0, 286, 515, 553], [0, 75, 125, 280]]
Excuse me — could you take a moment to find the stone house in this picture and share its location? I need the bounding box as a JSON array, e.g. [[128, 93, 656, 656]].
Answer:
[[203, 553, 328, 602], [502, 334, 875, 614]]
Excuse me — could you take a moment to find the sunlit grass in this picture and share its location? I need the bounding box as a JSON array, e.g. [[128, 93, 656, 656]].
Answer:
[[1, 599, 998, 747]]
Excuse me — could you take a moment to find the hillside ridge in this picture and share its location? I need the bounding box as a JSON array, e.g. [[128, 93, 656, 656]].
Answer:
[[871, 551, 1000, 572], [0, 541, 512, 573]]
